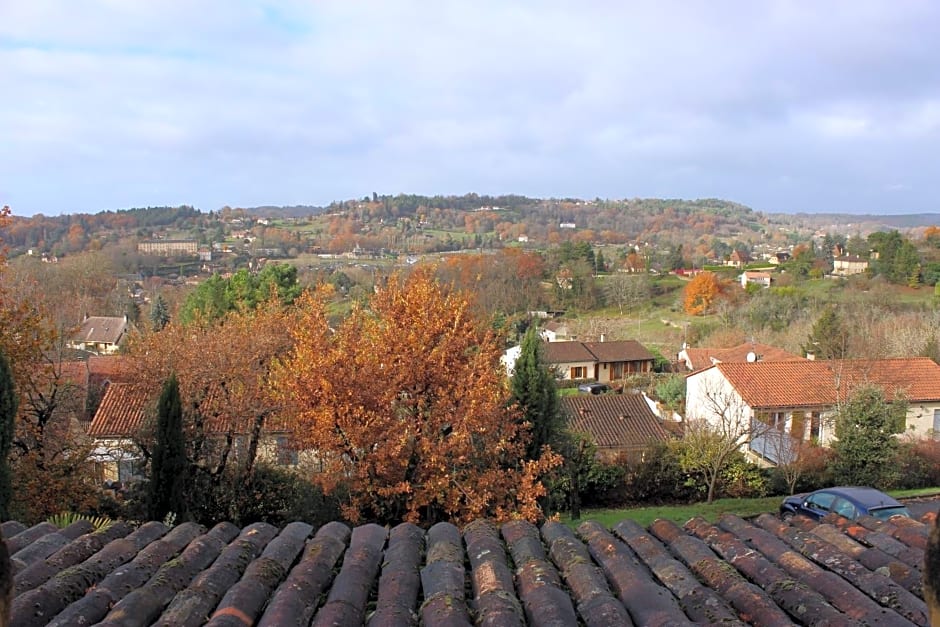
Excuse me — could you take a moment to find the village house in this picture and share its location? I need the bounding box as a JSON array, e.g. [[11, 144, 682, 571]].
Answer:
[[726, 249, 750, 268], [543, 339, 654, 382], [740, 270, 772, 289], [67, 314, 132, 355], [539, 320, 576, 342], [685, 357, 940, 465], [833, 254, 869, 277], [87, 382, 298, 484], [137, 239, 199, 256]]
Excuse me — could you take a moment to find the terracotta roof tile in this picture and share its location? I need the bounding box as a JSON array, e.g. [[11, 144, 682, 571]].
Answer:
[[713, 357, 940, 408], [87, 382, 291, 438], [86, 383, 150, 437], [5, 503, 938, 625], [683, 342, 804, 371], [561, 393, 671, 452]]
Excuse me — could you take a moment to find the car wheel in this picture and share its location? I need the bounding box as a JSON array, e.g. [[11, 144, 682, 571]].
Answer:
[[781, 510, 794, 521]]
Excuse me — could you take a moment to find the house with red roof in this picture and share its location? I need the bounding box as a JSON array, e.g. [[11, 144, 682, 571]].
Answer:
[[685, 357, 940, 465], [87, 382, 297, 483]]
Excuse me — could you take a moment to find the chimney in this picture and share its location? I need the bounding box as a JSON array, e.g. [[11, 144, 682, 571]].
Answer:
[[599, 333, 606, 342]]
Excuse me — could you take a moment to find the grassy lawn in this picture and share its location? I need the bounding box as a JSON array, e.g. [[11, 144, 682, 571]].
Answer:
[[564, 487, 940, 529]]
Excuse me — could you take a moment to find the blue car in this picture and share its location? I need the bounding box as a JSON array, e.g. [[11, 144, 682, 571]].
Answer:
[[780, 486, 910, 522]]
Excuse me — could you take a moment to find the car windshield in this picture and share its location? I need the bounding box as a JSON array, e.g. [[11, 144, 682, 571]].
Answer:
[[868, 506, 910, 520]]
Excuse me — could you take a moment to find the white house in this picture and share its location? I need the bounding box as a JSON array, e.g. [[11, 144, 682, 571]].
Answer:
[[685, 357, 940, 465], [740, 271, 772, 289]]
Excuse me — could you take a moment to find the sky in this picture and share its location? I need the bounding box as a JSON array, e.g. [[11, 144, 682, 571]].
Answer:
[[2, 1, 939, 217]]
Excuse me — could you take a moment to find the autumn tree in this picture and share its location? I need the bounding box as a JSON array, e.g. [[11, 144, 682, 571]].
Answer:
[[603, 273, 650, 314], [148, 374, 188, 522], [126, 297, 297, 523], [274, 269, 561, 525], [0, 207, 99, 522], [683, 271, 721, 315], [0, 350, 15, 521], [829, 385, 904, 488]]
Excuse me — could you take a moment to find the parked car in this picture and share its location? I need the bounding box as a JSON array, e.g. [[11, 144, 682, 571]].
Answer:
[[780, 486, 910, 521], [577, 382, 610, 395]]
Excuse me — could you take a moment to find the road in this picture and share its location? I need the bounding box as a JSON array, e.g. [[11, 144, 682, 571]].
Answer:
[[901, 496, 940, 520]]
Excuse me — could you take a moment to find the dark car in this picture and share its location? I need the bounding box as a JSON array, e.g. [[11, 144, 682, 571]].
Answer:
[[577, 382, 610, 395], [780, 486, 910, 522]]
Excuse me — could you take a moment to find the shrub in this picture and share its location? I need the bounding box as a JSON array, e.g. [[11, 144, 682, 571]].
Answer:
[[624, 441, 700, 504], [238, 465, 346, 528], [894, 438, 940, 489]]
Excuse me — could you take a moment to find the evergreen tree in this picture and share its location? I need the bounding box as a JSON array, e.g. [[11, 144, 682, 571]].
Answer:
[[150, 295, 170, 331], [148, 374, 188, 522], [830, 385, 904, 488], [803, 306, 848, 359], [511, 327, 565, 460], [0, 350, 16, 521]]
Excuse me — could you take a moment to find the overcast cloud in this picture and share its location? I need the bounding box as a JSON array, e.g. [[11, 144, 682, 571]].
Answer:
[[2, 1, 939, 216]]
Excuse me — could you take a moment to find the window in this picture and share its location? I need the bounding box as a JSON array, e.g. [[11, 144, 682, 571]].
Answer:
[[806, 492, 836, 512], [610, 363, 624, 379], [933, 409, 940, 439], [276, 436, 298, 466], [570, 366, 587, 379], [831, 497, 857, 519]]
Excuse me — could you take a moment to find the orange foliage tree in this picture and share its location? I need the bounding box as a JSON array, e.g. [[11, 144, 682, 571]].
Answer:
[[683, 271, 721, 315], [125, 298, 298, 522], [274, 268, 561, 525], [0, 206, 99, 522]]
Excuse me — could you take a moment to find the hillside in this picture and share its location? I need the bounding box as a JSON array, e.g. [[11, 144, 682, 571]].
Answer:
[[3, 196, 940, 260]]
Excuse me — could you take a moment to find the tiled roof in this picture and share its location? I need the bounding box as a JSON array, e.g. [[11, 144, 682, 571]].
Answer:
[[716, 357, 940, 409], [543, 341, 595, 364], [581, 339, 654, 363], [86, 355, 134, 381], [544, 340, 653, 365], [87, 383, 292, 438], [683, 342, 804, 371], [5, 507, 937, 626], [86, 383, 151, 437], [561, 393, 670, 451], [71, 316, 128, 345]]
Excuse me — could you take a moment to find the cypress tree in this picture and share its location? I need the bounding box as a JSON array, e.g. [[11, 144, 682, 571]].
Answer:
[[0, 350, 16, 521], [148, 374, 188, 522], [511, 326, 565, 460], [150, 294, 170, 331]]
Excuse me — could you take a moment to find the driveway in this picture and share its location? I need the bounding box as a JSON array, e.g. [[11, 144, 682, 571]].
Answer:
[[901, 495, 940, 520]]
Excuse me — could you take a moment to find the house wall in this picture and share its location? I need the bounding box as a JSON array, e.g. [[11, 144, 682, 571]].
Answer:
[[685, 368, 751, 434], [906, 402, 940, 437], [596, 360, 652, 382], [555, 360, 596, 380], [686, 368, 837, 461]]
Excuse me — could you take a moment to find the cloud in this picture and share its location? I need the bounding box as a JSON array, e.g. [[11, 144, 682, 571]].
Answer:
[[1, 1, 939, 215]]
